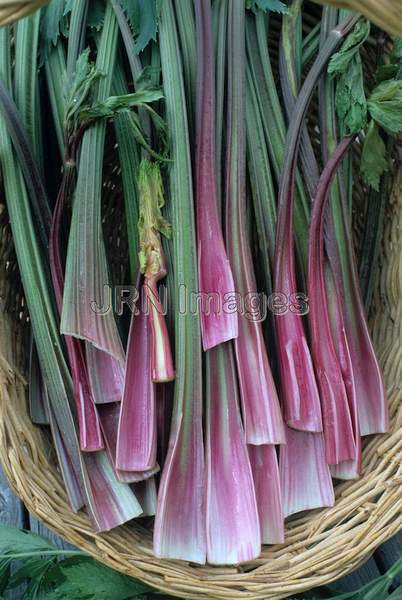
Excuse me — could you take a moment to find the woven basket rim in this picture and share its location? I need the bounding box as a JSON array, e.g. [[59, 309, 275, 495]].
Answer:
[[0, 166, 401, 599]]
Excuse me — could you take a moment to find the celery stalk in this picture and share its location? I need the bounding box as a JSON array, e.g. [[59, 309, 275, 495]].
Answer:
[[205, 343, 260, 564], [155, 0, 206, 563], [61, 4, 125, 363], [225, 0, 284, 446], [194, 0, 237, 351]]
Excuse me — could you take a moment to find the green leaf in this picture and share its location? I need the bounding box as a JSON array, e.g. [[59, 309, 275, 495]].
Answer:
[[328, 20, 369, 136], [8, 558, 55, 588], [0, 527, 56, 555], [118, 0, 160, 53], [376, 64, 399, 83], [40, 0, 66, 47], [387, 585, 402, 599], [0, 559, 12, 595], [328, 20, 370, 76], [246, 0, 288, 14], [79, 89, 164, 121], [391, 38, 402, 63], [87, 0, 105, 31], [334, 54, 367, 135], [360, 121, 388, 191], [368, 79, 402, 134], [47, 558, 150, 600]]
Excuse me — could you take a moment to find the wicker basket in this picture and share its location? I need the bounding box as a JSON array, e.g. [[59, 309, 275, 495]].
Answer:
[[0, 1, 402, 599]]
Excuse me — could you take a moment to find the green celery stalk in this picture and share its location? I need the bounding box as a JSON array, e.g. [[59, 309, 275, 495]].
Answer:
[[154, 0, 205, 563], [280, 0, 320, 197], [246, 10, 309, 273], [45, 41, 67, 156], [61, 4, 124, 362], [0, 26, 84, 510], [66, 0, 89, 79], [302, 21, 321, 67], [245, 63, 276, 284], [112, 69, 141, 284], [212, 0, 228, 217], [173, 0, 197, 132], [14, 10, 43, 170]]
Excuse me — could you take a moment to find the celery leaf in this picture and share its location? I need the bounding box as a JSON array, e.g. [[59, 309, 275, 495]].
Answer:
[[334, 55, 367, 135], [328, 21, 370, 136], [328, 20, 370, 76], [368, 79, 402, 134], [360, 121, 388, 191], [246, 0, 288, 13], [40, 0, 66, 56], [118, 0, 160, 53], [48, 559, 149, 599]]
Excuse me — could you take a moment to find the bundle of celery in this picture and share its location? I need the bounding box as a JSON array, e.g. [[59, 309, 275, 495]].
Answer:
[[0, 0, 399, 565]]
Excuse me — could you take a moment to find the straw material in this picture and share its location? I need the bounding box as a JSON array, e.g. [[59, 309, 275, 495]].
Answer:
[[0, 0, 47, 26], [314, 0, 402, 36], [0, 156, 400, 597]]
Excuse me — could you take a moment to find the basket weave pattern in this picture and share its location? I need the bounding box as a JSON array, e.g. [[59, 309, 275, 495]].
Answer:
[[0, 159, 401, 597], [0, 0, 47, 26]]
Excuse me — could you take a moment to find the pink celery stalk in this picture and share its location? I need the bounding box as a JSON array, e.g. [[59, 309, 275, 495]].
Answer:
[[144, 279, 174, 382], [83, 451, 143, 532], [138, 160, 175, 383], [194, 0, 237, 351], [155, 0, 206, 563], [86, 344, 124, 404], [273, 152, 322, 433], [98, 403, 159, 483], [325, 190, 388, 438], [273, 16, 361, 434], [49, 165, 103, 452], [248, 445, 284, 545], [133, 478, 157, 517], [225, 0, 284, 445], [116, 302, 157, 472], [206, 343, 261, 564], [308, 137, 356, 465], [280, 427, 334, 517], [325, 264, 361, 480], [156, 382, 173, 470]]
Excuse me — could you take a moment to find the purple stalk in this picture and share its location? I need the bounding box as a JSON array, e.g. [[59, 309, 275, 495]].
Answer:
[[49, 161, 103, 452], [205, 343, 260, 564], [319, 9, 388, 438], [325, 184, 389, 438], [83, 451, 143, 532], [44, 391, 85, 511], [98, 403, 159, 483], [225, 0, 284, 445], [156, 382, 173, 470], [279, 0, 320, 198], [325, 265, 361, 480], [248, 445, 284, 545], [194, 0, 238, 351], [308, 136, 356, 464], [86, 344, 124, 404], [116, 296, 157, 472], [273, 14, 359, 435], [279, 427, 334, 517], [133, 478, 157, 517], [144, 279, 175, 383]]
